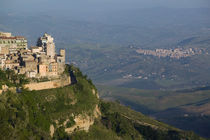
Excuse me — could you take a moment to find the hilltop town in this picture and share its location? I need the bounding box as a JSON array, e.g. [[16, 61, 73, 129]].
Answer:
[[0, 32, 65, 78], [136, 48, 203, 59]]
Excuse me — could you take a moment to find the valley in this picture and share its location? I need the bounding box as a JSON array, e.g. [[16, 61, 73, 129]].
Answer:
[[98, 85, 210, 138]]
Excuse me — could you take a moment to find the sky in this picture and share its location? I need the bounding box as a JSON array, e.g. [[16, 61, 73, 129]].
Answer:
[[0, 0, 210, 47], [0, 0, 210, 26], [0, 0, 210, 14]]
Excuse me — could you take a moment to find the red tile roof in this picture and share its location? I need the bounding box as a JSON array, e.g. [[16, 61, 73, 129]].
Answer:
[[0, 36, 26, 40]]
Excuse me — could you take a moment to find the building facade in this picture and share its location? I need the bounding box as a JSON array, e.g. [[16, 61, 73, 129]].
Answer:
[[0, 32, 65, 78], [0, 32, 27, 54]]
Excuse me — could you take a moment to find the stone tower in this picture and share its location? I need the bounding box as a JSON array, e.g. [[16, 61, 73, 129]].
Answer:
[[37, 33, 55, 58], [46, 42, 55, 58], [60, 49, 65, 58]]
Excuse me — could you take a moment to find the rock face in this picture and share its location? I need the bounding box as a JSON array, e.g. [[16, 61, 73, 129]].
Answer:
[[49, 105, 101, 137], [50, 88, 101, 137], [50, 125, 55, 137], [65, 105, 101, 134]]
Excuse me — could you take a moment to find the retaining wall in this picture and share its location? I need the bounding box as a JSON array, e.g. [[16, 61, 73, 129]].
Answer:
[[24, 76, 71, 91]]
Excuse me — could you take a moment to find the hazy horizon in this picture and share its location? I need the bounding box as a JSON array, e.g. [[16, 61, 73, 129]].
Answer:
[[1, 0, 210, 27], [1, 0, 210, 15]]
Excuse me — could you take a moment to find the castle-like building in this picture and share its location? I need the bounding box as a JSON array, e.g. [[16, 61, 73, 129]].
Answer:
[[0, 32, 65, 78]]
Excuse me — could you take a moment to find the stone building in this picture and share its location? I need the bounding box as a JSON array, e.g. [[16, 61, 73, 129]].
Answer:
[[37, 33, 55, 58], [0, 32, 65, 79], [31, 46, 43, 53], [56, 49, 65, 74], [0, 32, 27, 54], [0, 32, 12, 37], [0, 54, 6, 69]]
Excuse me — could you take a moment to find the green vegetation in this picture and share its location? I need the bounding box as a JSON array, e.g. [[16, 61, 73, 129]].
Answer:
[[0, 65, 99, 139], [70, 101, 203, 140], [98, 85, 210, 138], [100, 101, 203, 140], [70, 119, 120, 140], [1, 7, 210, 139], [0, 65, 205, 139], [30, 77, 50, 83], [66, 116, 75, 128], [0, 69, 29, 89]]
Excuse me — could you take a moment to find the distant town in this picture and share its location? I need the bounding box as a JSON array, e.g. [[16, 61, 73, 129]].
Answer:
[[136, 48, 203, 59], [0, 32, 65, 78]]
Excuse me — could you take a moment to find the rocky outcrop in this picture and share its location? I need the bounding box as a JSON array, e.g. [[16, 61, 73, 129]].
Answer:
[[49, 88, 101, 137], [50, 125, 55, 137], [0, 85, 16, 94], [50, 105, 101, 137], [64, 105, 101, 134]]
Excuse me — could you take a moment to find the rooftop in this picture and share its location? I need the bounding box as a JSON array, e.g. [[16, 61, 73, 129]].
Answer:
[[0, 36, 26, 40]]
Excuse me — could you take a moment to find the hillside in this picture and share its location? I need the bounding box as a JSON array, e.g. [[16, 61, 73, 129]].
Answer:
[[0, 65, 100, 139], [0, 69, 29, 89], [71, 101, 204, 140], [0, 65, 205, 139], [98, 85, 210, 138], [1, 4, 210, 140]]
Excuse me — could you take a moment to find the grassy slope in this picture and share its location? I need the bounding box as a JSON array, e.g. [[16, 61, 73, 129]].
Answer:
[[0, 66, 99, 139], [0, 66, 204, 140], [70, 101, 204, 140], [97, 84, 210, 138]]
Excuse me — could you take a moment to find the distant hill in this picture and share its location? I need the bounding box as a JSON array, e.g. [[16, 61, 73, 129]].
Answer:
[[177, 37, 198, 46], [177, 36, 210, 50]]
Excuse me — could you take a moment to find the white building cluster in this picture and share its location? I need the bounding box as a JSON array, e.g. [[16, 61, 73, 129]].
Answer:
[[136, 48, 202, 59]]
